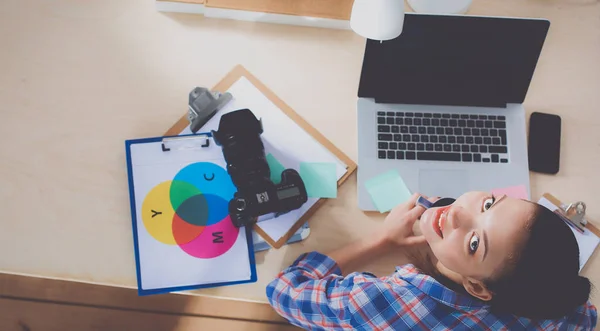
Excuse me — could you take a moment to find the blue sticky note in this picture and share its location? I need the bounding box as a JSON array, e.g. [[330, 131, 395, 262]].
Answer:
[[299, 162, 337, 198], [364, 170, 412, 213], [266, 154, 286, 184]]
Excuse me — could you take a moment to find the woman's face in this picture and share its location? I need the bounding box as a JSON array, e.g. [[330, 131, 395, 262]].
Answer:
[[419, 191, 535, 281]]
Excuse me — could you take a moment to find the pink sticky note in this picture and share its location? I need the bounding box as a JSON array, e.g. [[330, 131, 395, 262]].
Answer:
[[491, 185, 529, 200]]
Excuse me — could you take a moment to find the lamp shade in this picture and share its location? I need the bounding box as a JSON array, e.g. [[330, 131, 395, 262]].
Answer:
[[350, 0, 405, 41]]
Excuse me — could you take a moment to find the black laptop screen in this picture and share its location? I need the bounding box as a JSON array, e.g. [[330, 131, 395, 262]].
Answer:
[[357, 14, 550, 108]]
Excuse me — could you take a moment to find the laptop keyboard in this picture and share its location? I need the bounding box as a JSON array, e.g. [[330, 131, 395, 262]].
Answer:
[[377, 111, 508, 163]]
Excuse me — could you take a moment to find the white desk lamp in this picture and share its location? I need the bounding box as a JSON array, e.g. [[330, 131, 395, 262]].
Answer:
[[350, 0, 473, 41], [350, 0, 405, 41]]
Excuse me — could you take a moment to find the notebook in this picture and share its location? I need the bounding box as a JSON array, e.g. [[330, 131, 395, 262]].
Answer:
[[125, 134, 257, 295]]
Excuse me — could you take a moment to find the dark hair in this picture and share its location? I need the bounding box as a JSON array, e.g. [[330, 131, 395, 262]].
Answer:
[[484, 203, 592, 319]]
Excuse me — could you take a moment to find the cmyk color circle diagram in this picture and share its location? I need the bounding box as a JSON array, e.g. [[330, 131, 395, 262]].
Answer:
[[141, 162, 239, 259]]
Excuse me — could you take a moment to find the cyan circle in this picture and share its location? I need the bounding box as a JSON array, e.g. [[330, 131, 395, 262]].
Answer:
[[173, 162, 236, 201]]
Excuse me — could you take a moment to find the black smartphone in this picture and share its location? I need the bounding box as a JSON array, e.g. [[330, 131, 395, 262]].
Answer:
[[528, 112, 562, 174]]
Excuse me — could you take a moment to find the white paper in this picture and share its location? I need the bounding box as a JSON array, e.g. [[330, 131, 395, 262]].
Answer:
[[129, 142, 252, 291], [180, 77, 348, 242], [538, 197, 600, 272]]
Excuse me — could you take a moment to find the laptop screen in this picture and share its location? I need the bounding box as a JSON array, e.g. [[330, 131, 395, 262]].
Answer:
[[357, 14, 550, 108]]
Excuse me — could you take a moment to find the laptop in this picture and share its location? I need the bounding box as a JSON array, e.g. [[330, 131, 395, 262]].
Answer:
[[356, 13, 550, 211]]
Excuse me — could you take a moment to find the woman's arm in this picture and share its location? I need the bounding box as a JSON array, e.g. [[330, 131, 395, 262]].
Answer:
[[266, 194, 432, 330], [328, 193, 428, 274], [326, 231, 389, 275]]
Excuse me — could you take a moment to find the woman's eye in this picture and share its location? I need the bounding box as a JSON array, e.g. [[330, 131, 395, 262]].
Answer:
[[482, 196, 495, 211], [469, 234, 480, 254]]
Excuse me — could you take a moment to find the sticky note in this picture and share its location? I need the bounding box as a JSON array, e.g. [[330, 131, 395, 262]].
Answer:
[[365, 170, 412, 213], [266, 154, 286, 184], [299, 162, 337, 198], [491, 185, 529, 200]]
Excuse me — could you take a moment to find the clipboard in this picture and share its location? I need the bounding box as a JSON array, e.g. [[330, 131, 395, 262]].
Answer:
[[539, 193, 600, 272], [125, 133, 257, 295], [164, 65, 357, 248]]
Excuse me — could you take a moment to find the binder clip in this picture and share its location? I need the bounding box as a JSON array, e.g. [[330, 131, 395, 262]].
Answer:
[[557, 201, 587, 233], [187, 87, 233, 134]]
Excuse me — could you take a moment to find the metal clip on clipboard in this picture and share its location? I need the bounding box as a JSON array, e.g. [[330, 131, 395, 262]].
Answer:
[[187, 87, 232, 134], [558, 201, 587, 233], [161, 86, 233, 152], [543, 193, 600, 238]]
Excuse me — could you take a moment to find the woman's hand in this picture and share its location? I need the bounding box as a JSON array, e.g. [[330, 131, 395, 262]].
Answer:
[[327, 193, 436, 274], [378, 193, 436, 248]]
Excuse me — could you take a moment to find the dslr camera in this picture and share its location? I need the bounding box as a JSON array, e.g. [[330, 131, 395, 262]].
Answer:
[[212, 109, 308, 228]]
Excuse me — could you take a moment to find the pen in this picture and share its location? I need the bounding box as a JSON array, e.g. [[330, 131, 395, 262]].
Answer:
[[416, 196, 433, 209]]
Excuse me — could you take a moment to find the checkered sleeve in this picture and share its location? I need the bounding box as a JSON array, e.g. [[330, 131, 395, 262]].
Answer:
[[265, 251, 425, 330]]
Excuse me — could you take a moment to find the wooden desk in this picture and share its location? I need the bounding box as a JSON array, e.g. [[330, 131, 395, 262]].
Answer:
[[1, 0, 599, 319]]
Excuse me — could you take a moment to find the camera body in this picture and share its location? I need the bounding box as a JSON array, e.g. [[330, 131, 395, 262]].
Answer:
[[228, 169, 307, 228], [212, 109, 308, 228]]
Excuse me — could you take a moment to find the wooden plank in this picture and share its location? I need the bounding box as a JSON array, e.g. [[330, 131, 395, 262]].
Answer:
[[166, 0, 205, 4], [0, 273, 286, 324], [0, 298, 299, 331], [205, 0, 353, 20]]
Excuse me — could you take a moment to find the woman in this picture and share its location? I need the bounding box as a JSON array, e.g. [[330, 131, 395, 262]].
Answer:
[[266, 192, 597, 330]]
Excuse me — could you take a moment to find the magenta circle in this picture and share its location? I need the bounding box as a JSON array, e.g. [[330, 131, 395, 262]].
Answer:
[[177, 216, 239, 258]]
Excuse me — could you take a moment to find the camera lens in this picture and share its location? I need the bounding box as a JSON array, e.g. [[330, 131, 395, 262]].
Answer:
[[214, 109, 270, 192], [235, 198, 247, 211]]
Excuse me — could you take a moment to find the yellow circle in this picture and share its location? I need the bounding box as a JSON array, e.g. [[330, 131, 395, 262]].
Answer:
[[142, 181, 176, 244]]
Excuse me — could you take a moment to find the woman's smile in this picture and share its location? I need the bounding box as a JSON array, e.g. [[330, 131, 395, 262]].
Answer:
[[428, 205, 452, 239]]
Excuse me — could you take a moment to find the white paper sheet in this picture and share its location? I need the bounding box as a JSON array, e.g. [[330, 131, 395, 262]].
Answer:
[[129, 142, 252, 291], [538, 197, 600, 272], [180, 77, 348, 243]]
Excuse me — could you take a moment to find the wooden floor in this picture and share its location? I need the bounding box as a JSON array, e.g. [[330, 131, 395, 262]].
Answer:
[[0, 273, 298, 331]]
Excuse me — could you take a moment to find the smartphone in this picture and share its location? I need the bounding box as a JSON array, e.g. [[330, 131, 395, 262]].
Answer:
[[528, 112, 561, 174]]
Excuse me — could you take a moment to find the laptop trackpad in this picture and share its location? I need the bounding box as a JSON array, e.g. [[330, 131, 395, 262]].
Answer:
[[419, 169, 468, 198]]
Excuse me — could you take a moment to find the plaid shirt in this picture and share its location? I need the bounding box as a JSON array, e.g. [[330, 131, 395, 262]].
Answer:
[[266, 252, 597, 330]]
